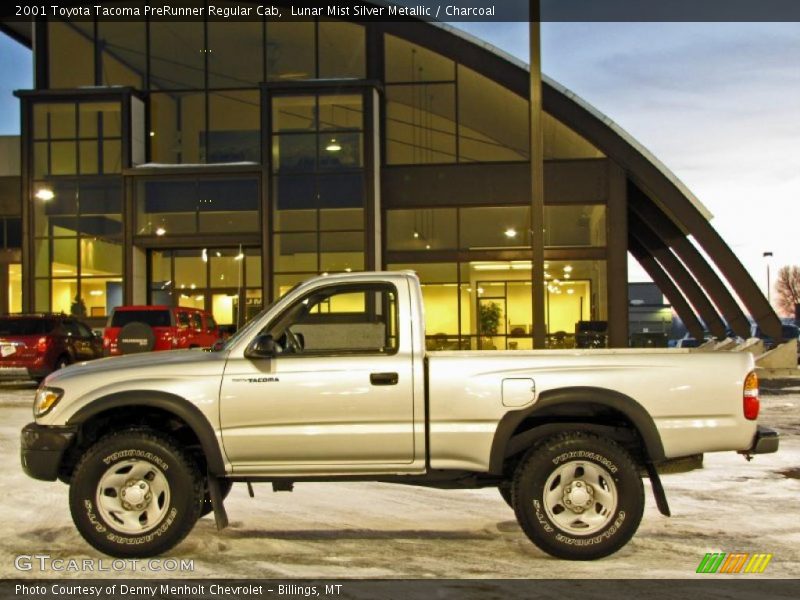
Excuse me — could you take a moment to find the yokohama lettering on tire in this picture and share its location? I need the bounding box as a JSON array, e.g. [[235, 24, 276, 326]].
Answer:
[[68, 429, 204, 558]]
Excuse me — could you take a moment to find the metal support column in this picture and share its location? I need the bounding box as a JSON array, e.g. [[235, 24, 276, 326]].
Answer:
[[530, 2, 546, 348]]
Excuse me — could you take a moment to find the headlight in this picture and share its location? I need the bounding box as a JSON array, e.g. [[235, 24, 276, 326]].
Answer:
[[34, 387, 64, 418]]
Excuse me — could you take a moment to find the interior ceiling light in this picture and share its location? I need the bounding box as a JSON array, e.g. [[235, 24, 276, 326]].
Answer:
[[155, 227, 166, 236], [504, 228, 517, 238], [35, 188, 54, 201], [89, 290, 103, 296], [201, 248, 208, 263], [564, 265, 573, 273], [413, 231, 420, 239], [216, 251, 222, 257], [325, 138, 342, 152], [567, 288, 575, 295]]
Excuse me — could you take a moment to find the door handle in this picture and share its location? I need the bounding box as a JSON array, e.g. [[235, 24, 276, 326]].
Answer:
[[370, 372, 398, 386]]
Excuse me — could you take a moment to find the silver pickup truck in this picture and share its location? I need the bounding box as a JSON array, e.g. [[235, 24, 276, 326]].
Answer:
[[21, 271, 778, 560]]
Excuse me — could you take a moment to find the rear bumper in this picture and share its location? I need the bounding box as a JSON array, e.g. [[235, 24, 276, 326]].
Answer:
[[20, 422, 77, 481], [742, 425, 780, 455]]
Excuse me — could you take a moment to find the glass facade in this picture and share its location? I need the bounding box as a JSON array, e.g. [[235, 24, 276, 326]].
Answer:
[[20, 18, 621, 348], [150, 248, 262, 327], [384, 36, 530, 165], [271, 92, 366, 298], [33, 102, 122, 177], [32, 178, 123, 316], [136, 177, 259, 236]]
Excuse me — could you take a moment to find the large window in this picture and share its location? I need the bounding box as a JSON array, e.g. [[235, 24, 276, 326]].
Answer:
[[389, 259, 607, 351], [208, 21, 264, 88], [544, 205, 606, 247], [150, 22, 205, 90], [150, 248, 262, 327], [98, 21, 146, 88], [32, 178, 123, 316], [272, 93, 366, 297], [136, 177, 259, 236], [386, 206, 531, 251], [384, 37, 528, 165], [47, 19, 365, 90], [48, 21, 94, 89], [33, 102, 122, 177], [457, 66, 529, 162]]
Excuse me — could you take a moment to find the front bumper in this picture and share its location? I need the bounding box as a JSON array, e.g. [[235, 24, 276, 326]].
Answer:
[[20, 422, 77, 481], [741, 425, 780, 456]]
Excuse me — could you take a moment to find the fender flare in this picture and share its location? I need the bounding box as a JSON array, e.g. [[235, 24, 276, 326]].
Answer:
[[67, 390, 226, 475], [488, 386, 666, 475]]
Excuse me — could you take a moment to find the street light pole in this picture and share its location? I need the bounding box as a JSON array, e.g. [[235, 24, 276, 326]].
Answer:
[[763, 251, 773, 304]]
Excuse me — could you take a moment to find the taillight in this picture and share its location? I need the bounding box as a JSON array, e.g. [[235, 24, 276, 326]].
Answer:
[[36, 337, 48, 353], [743, 371, 759, 420]]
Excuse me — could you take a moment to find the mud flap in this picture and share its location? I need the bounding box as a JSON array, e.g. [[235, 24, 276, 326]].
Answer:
[[645, 462, 671, 517], [207, 474, 229, 530]]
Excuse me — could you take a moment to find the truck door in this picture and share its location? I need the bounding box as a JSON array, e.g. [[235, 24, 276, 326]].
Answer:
[[219, 281, 417, 472]]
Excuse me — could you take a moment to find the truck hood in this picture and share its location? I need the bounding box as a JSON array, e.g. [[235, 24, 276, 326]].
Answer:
[[39, 349, 229, 427], [45, 348, 226, 385]]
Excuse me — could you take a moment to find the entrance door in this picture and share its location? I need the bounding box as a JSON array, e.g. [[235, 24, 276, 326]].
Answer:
[[219, 280, 416, 473]]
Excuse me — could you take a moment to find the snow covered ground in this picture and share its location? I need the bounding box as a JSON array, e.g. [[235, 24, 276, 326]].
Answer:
[[1, 381, 798, 579]]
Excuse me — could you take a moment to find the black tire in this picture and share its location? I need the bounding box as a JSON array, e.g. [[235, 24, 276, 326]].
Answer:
[[199, 478, 233, 518], [117, 322, 156, 354], [512, 432, 644, 560], [69, 429, 204, 558], [498, 483, 514, 509]]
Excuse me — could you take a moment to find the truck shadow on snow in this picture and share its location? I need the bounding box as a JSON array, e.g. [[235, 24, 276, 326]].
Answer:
[[209, 524, 498, 541]]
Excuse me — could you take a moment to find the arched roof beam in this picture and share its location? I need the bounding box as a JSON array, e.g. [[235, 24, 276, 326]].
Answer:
[[629, 213, 728, 339], [628, 184, 751, 339], [628, 239, 706, 340]]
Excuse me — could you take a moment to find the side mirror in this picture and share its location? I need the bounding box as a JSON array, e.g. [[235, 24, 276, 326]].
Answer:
[[246, 333, 277, 359]]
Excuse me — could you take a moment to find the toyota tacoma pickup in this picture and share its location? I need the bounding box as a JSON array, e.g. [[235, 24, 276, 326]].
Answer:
[[20, 271, 779, 560]]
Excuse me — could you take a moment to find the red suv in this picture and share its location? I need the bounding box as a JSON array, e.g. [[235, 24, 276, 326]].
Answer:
[[0, 315, 103, 382], [104, 306, 220, 356]]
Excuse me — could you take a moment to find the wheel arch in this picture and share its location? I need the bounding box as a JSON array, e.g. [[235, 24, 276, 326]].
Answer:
[[488, 386, 665, 475], [65, 391, 226, 477]]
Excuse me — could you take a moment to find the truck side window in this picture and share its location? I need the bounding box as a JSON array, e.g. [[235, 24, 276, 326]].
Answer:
[[269, 283, 399, 356]]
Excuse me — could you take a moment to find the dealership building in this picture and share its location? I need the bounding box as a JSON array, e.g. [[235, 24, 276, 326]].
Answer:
[[0, 10, 782, 349]]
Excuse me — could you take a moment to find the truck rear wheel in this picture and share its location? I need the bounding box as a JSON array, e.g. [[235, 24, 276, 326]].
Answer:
[[68, 429, 204, 558], [511, 432, 644, 560]]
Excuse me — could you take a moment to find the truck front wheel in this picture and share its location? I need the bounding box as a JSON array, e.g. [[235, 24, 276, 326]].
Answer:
[[68, 429, 204, 557], [511, 432, 644, 560]]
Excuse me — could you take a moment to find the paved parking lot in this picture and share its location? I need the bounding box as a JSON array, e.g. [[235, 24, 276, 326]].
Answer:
[[2, 380, 798, 578]]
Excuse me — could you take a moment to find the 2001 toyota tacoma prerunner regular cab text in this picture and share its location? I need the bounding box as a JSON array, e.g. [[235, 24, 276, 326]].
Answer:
[[20, 271, 779, 560]]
